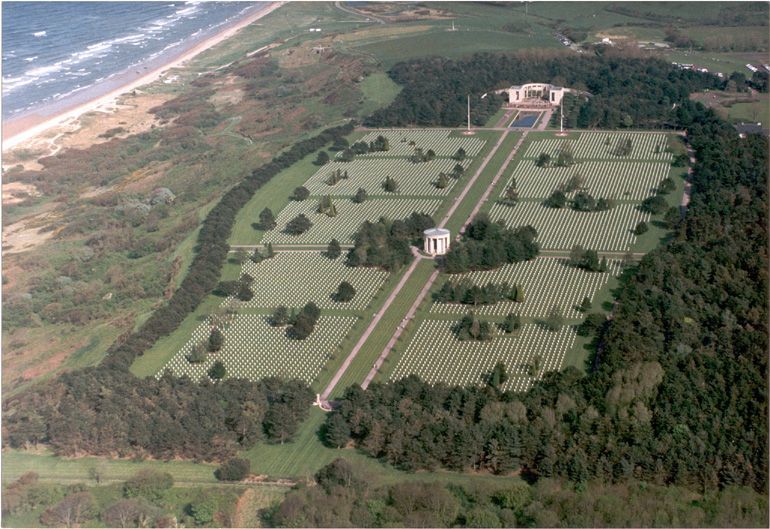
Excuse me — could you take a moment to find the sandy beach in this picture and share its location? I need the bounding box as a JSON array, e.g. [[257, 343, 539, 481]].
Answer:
[[2, 1, 284, 151]]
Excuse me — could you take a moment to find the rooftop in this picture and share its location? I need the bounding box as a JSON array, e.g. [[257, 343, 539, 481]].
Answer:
[[424, 228, 451, 237]]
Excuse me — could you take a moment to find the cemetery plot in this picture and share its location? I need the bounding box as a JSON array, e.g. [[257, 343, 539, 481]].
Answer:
[[523, 132, 672, 161], [390, 319, 576, 392], [501, 160, 670, 201], [261, 197, 442, 245], [236, 252, 388, 311], [430, 258, 621, 319], [488, 201, 650, 252], [304, 158, 471, 197], [156, 314, 358, 384], [353, 129, 486, 157]]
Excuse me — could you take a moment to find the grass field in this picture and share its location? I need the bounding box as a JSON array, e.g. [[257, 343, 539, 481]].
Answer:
[[431, 258, 622, 319], [261, 197, 443, 245], [157, 314, 358, 384], [237, 252, 389, 310], [1, 449, 219, 486], [304, 157, 471, 197], [390, 319, 577, 392]]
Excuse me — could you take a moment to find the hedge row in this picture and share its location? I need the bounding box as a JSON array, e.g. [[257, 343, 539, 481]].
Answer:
[[103, 122, 355, 371]]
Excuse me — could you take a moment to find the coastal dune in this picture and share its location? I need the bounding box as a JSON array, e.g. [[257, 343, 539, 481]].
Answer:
[[2, 1, 284, 151]]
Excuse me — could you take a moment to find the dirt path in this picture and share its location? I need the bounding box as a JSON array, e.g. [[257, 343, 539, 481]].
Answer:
[[359, 131, 529, 390]]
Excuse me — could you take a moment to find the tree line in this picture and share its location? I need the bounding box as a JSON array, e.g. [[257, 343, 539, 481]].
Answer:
[[365, 52, 722, 129], [266, 458, 768, 527], [325, 99, 768, 495]]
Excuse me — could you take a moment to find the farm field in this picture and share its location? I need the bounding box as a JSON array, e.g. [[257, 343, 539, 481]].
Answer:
[[305, 157, 471, 197], [390, 319, 577, 392], [157, 314, 358, 384], [489, 201, 650, 252], [431, 258, 622, 319], [237, 252, 389, 311]]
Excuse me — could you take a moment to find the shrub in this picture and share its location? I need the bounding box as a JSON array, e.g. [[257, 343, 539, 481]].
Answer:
[[123, 470, 174, 501], [215, 458, 251, 481], [291, 186, 310, 201], [285, 214, 313, 235], [634, 221, 649, 235], [208, 361, 226, 380], [334, 281, 356, 302]]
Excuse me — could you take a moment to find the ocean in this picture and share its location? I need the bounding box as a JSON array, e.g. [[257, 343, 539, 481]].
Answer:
[[2, 1, 263, 120]]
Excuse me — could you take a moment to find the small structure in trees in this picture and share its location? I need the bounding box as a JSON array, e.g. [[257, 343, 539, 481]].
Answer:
[[423, 228, 451, 256]]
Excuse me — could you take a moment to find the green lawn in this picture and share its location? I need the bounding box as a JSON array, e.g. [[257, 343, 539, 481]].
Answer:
[[349, 29, 560, 66], [727, 96, 770, 125], [2, 449, 218, 486], [358, 72, 402, 117]]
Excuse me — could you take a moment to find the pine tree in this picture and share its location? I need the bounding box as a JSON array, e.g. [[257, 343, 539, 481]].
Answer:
[[326, 239, 341, 259], [208, 361, 226, 380], [207, 328, 224, 352], [259, 208, 276, 230], [324, 413, 351, 449]]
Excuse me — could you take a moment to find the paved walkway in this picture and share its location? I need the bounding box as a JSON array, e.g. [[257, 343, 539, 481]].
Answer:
[[318, 129, 512, 404], [360, 131, 529, 390], [319, 250, 423, 402]]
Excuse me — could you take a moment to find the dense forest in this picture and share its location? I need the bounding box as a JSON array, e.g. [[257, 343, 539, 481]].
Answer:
[[366, 52, 722, 129], [326, 100, 768, 497], [267, 458, 767, 527]]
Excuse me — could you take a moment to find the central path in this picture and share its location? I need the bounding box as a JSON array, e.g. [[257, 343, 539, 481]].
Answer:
[[361, 131, 530, 390], [319, 130, 513, 403]]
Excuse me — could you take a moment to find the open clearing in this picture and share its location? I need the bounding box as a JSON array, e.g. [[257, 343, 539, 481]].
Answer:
[[489, 201, 649, 252], [261, 197, 443, 244], [431, 258, 622, 319], [157, 314, 358, 384], [390, 320, 577, 392], [236, 252, 389, 311]]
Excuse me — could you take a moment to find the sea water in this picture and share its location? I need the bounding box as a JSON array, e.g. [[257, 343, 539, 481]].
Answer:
[[2, 1, 263, 120]]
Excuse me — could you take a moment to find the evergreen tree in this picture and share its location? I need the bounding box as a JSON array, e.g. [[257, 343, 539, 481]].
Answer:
[[353, 187, 368, 203], [326, 239, 342, 259], [324, 413, 351, 449], [579, 296, 592, 313], [207, 328, 224, 352], [259, 208, 277, 230], [382, 176, 399, 193], [271, 305, 289, 326], [208, 361, 226, 380], [436, 172, 450, 189]]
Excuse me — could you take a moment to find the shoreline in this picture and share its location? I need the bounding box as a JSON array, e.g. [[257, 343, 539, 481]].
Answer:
[[2, 1, 284, 152]]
